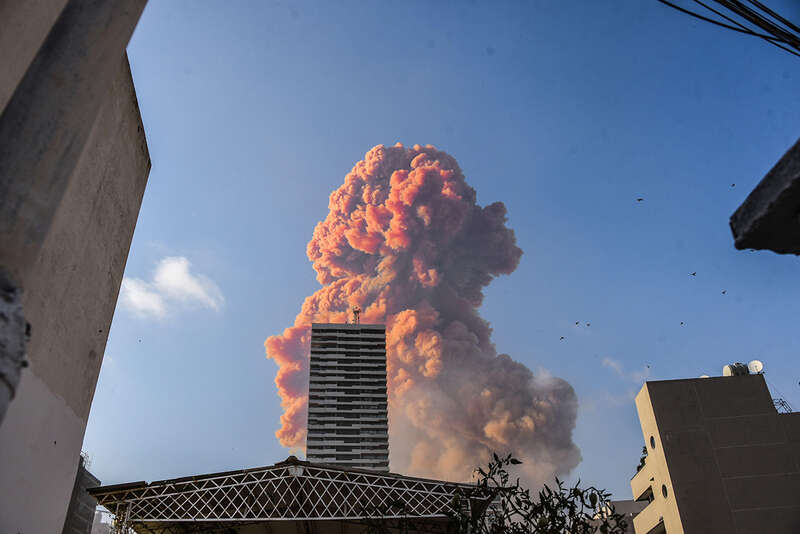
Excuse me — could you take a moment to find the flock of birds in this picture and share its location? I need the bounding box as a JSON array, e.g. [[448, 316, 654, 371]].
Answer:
[[562, 186, 799, 394], [558, 189, 742, 343], [557, 268, 722, 341]]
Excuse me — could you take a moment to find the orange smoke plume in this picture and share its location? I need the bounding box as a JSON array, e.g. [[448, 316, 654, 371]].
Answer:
[[265, 143, 580, 484]]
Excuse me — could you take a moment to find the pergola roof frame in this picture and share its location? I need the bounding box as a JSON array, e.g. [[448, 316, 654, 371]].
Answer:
[[90, 457, 476, 533]]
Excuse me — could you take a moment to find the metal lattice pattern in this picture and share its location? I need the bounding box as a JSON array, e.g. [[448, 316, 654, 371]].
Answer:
[[92, 460, 471, 526]]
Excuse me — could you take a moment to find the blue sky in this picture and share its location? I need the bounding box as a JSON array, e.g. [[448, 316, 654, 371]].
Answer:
[[83, 1, 800, 499]]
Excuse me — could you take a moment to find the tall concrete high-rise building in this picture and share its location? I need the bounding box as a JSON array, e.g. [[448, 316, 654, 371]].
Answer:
[[306, 322, 389, 471]]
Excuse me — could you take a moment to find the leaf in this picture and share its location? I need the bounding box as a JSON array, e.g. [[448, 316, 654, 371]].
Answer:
[[509, 458, 522, 465]]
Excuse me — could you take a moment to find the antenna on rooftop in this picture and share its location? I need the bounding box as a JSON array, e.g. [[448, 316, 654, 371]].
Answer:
[[750, 359, 794, 413], [351, 305, 361, 325], [774, 398, 793, 414]]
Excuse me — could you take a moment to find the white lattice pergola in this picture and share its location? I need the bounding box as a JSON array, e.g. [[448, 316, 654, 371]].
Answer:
[[89, 457, 475, 534]]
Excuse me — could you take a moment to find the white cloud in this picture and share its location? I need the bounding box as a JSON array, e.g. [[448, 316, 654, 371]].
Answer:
[[119, 256, 223, 319], [153, 257, 224, 310], [602, 357, 650, 384], [120, 278, 166, 318], [581, 389, 640, 413], [601, 357, 623, 376]]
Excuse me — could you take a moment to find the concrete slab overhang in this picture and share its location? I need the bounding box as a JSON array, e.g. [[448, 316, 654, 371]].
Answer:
[[630, 462, 653, 503], [630, 462, 664, 534], [730, 137, 800, 254]]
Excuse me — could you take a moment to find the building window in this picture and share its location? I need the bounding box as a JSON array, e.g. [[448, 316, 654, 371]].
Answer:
[[650, 436, 656, 449], [661, 484, 668, 499]]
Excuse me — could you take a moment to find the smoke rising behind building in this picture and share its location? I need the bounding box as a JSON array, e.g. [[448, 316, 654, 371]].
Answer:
[[265, 143, 580, 484]]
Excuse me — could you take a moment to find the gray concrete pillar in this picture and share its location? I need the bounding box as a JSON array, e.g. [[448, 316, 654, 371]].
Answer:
[[0, 0, 147, 286], [0, 0, 71, 114], [0, 1, 150, 531], [0, 0, 147, 425], [0, 54, 151, 534]]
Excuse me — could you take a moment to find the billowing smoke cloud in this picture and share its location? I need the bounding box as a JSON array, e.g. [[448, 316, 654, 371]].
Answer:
[[265, 143, 580, 485]]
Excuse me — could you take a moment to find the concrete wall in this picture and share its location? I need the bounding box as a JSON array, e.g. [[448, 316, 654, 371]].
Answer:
[[0, 0, 146, 291], [632, 375, 800, 534], [594, 500, 647, 534], [631, 381, 692, 534], [0, 0, 69, 112], [0, 55, 150, 534]]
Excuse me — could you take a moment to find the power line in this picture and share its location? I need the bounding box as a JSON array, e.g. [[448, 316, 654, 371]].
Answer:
[[657, 0, 773, 37], [693, 0, 773, 37], [656, 0, 800, 58], [747, 0, 800, 34], [718, 0, 800, 48]]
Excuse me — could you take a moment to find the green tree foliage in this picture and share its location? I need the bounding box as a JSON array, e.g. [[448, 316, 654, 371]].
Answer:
[[366, 453, 628, 534], [636, 446, 648, 474], [446, 453, 627, 534]]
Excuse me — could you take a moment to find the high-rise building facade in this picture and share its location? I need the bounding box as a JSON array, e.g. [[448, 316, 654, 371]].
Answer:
[[306, 322, 389, 471]]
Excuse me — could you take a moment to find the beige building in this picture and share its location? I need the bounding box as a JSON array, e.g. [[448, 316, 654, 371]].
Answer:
[[630, 374, 800, 533]]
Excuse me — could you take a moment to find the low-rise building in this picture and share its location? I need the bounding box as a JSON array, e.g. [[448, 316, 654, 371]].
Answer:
[[630, 373, 800, 533], [61, 454, 101, 534]]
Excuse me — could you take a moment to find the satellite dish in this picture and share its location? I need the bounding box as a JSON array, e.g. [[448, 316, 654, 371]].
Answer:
[[748, 360, 764, 374], [723, 363, 749, 376]]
